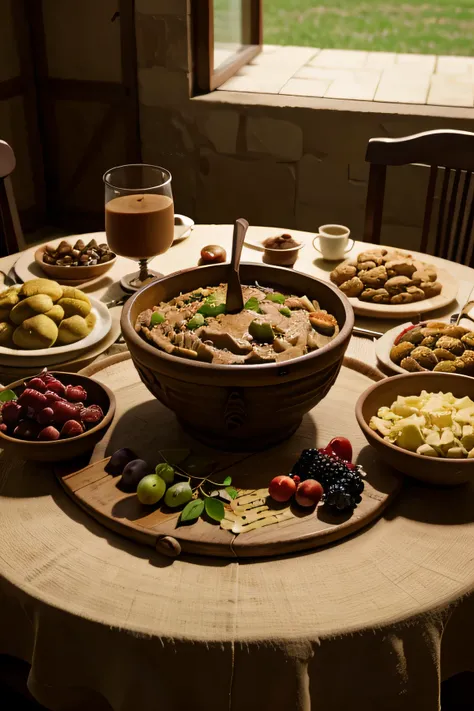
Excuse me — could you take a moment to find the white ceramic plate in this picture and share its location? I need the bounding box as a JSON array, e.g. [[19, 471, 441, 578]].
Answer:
[[335, 261, 459, 319], [0, 296, 112, 366], [375, 314, 474, 374]]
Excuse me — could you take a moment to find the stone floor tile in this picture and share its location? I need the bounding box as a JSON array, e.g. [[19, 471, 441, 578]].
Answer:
[[436, 55, 474, 75], [218, 71, 289, 93], [375, 72, 431, 104], [428, 75, 474, 108], [295, 66, 355, 81], [280, 77, 331, 97], [324, 70, 381, 101], [309, 49, 368, 69], [396, 53, 436, 72], [250, 46, 318, 68], [364, 52, 396, 69]]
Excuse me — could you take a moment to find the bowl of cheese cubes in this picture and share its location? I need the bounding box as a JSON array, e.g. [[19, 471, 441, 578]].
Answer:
[[355, 372, 474, 485]]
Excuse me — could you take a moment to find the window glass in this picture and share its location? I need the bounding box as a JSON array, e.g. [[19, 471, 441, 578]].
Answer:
[[213, 0, 245, 70]]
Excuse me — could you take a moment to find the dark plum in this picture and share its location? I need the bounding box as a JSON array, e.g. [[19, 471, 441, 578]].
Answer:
[[14, 420, 41, 440], [65, 384, 87, 403], [120, 459, 151, 492], [1, 401, 22, 427], [38, 426, 60, 441], [36, 407, 55, 426], [18, 388, 48, 413], [105, 448, 138, 476], [0, 423, 7, 433]]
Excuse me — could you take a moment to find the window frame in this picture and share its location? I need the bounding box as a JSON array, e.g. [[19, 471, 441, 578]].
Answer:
[[193, 0, 262, 93]]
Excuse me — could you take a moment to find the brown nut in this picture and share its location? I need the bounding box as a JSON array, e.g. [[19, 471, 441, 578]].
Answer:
[[57, 241, 72, 256], [330, 264, 357, 286], [411, 270, 431, 285], [360, 265, 387, 288], [390, 341, 414, 364], [339, 276, 364, 298], [399, 327, 424, 345], [420, 281, 442, 298], [400, 356, 426, 372], [200, 244, 227, 264], [385, 259, 417, 277], [357, 249, 386, 264], [372, 288, 390, 303], [453, 358, 465, 373], [436, 335, 464, 356], [384, 276, 412, 295], [406, 286, 426, 302], [357, 260, 376, 271], [420, 335, 439, 349], [74, 239, 85, 251], [411, 346, 438, 370], [43, 254, 56, 265], [390, 292, 414, 304]]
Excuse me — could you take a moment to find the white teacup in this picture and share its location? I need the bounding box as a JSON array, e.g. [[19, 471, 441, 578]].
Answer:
[[313, 224, 354, 261]]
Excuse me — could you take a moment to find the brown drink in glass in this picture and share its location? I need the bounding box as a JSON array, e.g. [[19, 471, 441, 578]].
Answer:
[[104, 164, 174, 289]]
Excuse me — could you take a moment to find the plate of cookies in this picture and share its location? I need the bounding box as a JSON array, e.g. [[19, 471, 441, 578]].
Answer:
[[329, 247, 458, 318]]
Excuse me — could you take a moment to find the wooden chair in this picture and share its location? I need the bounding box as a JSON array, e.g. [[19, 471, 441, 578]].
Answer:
[[363, 129, 474, 265], [0, 140, 25, 257]]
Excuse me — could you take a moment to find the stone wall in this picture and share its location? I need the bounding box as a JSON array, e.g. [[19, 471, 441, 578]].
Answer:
[[136, 0, 474, 252]]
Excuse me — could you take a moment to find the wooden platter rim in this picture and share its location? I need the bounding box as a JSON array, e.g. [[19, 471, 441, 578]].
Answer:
[[54, 354, 401, 559]]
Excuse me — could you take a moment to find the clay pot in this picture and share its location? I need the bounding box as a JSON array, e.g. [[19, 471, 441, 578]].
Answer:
[[121, 263, 354, 451]]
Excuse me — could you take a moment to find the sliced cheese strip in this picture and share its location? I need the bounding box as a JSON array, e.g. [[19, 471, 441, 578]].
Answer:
[[231, 498, 267, 514], [231, 508, 293, 534]]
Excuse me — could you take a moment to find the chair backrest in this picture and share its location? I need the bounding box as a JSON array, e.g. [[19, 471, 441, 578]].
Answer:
[[363, 129, 474, 265], [0, 140, 25, 257]]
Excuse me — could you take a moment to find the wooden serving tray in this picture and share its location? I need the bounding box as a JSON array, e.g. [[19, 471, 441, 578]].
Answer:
[[56, 353, 402, 558]]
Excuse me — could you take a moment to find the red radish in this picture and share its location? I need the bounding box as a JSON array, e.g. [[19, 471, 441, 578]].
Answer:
[[37, 407, 54, 425], [295, 480, 324, 508], [269, 475, 296, 503], [326, 437, 352, 463], [61, 420, 84, 438], [65, 384, 87, 402], [1, 401, 22, 427], [28, 377, 47, 393]]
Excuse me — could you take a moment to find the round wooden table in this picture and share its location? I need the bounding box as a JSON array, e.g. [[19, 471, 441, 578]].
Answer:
[[1, 226, 474, 711]]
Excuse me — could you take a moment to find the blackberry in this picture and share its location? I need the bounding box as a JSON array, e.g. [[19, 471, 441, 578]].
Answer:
[[290, 448, 364, 512]]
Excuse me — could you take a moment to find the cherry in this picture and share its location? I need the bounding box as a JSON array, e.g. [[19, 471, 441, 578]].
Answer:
[[14, 420, 41, 440], [326, 437, 352, 463], [65, 384, 87, 403], [27, 377, 47, 393], [295, 480, 324, 508], [38, 426, 60, 441], [268, 475, 296, 503], [61, 420, 84, 438]]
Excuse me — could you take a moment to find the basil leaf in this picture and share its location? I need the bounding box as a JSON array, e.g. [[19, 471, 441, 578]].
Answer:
[[225, 486, 238, 500], [244, 297, 261, 313], [0, 389, 17, 402], [266, 292, 285, 304], [222, 475, 232, 486], [151, 312, 165, 326], [180, 499, 204, 523], [204, 497, 225, 522]]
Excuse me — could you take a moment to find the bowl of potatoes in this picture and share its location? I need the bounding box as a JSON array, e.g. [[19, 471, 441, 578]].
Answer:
[[0, 278, 111, 364]]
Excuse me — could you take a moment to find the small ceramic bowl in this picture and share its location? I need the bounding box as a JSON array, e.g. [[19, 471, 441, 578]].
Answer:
[[0, 371, 116, 462], [356, 371, 474, 486], [35, 245, 117, 284], [262, 244, 303, 267]]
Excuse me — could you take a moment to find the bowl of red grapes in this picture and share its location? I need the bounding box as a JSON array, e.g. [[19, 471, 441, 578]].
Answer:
[[0, 369, 115, 461]]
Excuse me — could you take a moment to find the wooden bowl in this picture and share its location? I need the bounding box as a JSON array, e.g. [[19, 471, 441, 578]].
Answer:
[[356, 371, 474, 486], [35, 245, 117, 283], [0, 372, 115, 462], [262, 244, 303, 267], [121, 263, 354, 451]]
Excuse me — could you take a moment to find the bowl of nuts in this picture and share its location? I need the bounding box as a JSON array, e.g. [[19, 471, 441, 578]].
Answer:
[[35, 237, 116, 284]]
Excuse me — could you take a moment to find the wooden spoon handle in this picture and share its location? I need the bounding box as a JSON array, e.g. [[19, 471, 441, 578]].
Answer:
[[230, 218, 248, 273]]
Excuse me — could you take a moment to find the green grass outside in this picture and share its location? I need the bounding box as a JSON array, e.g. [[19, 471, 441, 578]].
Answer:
[[263, 1, 474, 56]]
